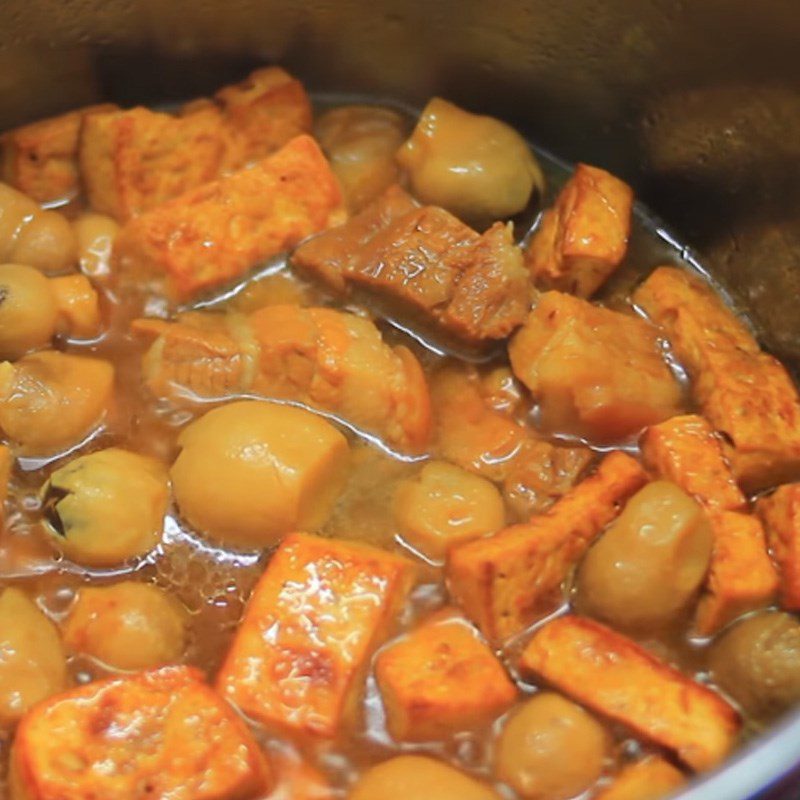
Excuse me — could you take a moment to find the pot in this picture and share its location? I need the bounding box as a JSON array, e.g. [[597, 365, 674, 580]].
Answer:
[[2, 1, 800, 797]]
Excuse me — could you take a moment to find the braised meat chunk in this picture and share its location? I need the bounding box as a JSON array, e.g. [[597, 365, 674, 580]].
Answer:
[[133, 304, 431, 453], [293, 185, 531, 345]]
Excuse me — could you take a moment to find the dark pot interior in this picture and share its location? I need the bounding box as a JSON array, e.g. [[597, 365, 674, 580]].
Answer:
[[2, 1, 800, 797]]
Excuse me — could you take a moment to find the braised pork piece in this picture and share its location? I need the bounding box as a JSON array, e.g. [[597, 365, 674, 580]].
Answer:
[[1, 66, 800, 800]]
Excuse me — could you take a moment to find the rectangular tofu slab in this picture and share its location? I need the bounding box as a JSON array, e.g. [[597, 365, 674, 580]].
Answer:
[[519, 615, 741, 772], [525, 163, 633, 297], [375, 613, 517, 741], [641, 414, 746, 512], [446, 451, 647, 643], [217, 532, 415, 737], [1, 103, 117, 204], [757, 484, 800, 610], [695, 511, 778, 636], [10, 665, 271, 800], [594, 756, 685, 800], [634, 266, 800, 492], [113, 135, 346, 301], [81, 67, 311, 220], [293, 185, 531, 345]]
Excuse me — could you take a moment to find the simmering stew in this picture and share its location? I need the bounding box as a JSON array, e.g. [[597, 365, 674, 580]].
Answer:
[[1, 65, 800, 800]]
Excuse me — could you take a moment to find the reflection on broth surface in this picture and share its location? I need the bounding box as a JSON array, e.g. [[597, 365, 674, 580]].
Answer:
[[0, 70, 798, 800]]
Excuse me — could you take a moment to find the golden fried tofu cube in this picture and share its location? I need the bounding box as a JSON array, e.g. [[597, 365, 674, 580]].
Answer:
[[695, 511, 779, 636], [214, 66, 313, 163], [634, 266, 800, 492], [509, 292, 682, 442], [1, 104, 117, 204], [80, 105, 231, 220], [757, 484, 800, 611], [375, 614, 517, 741], [526, 163, 633, 297], [113, 135, 346, 301], [216, 532, 415, 737], [446, 452, 647, 643], [594, 756, 685, 800], [10, 665, 271, 800], [520, 615, 740, 772], [641, 414, 746, 512]]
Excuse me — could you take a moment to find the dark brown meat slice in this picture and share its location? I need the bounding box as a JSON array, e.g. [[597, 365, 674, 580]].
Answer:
[[293, 185, 531, 344]]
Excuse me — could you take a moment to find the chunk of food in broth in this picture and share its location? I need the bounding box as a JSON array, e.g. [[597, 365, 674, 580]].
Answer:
[[216, 532, 414, 736], [0, 350, 113, 456], [634, 266, 800, 492], [62, 582, 188, 671], [293, 185, 531, 346], [170, 401, 350, 549], [375, 613, 517, 741], [396, 97, 545, 226], [509, 291, 683, 442], [315, 104, 408, 211], [113, 135, 345, 301], [40, 448, 169, 567], [133, 304, 431, 453], [757, 483, 800, 611], [0, 587, 67, 726], [525, 163, 633, 297], [10, 666, 271, 800], [593, 757, 685, 800]]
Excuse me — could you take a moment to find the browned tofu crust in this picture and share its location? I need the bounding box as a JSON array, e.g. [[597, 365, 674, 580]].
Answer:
[[519, 615, 741, 772], [594, 756, 685, 800], [446, 451, 647, 643], [1, 103, 117, 204], [757, 483, 800, 611], [695, 511, 778, 636], [10, 665, 271, 800], [641, 414, 746, 512], [113, 135, 346, 301], [293, 185, 531, 345], [375, 613, 517, 741], [80, 67, 311, 220], [634, 266, 800, 492], [217, 533, 415, 737], [525, 163, 633, 297]]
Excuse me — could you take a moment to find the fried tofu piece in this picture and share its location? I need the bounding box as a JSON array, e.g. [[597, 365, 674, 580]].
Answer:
[[293, 185, 530, 345], [1, 104, 117, 204], [10, 665, 271, 800], [695, 512, 778, 635], [133, 303, 431, 453], [216, 533, 415, 737], [525, 163, 633, 298], [375, 613, 517, 741], [429, 364, 593, 508], [594, 757, 685, 800], [519, 615, 740, 772], [446, 452, 647, 643], [81, 105, 232, 220], [509, 292, 683, 442], [213, 66, 313, 164], [113, 135, 346, 301], [641, 414, 746, 512], [757, 484, 800, 610], [634, 266, 800, 492]]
